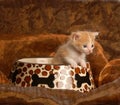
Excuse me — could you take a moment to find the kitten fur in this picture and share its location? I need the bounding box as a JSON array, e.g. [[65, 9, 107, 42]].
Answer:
[[52, 31, 99, 68]]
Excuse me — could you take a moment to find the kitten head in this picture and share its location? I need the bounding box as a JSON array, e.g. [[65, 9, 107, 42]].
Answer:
[[70, 31, 99, 55]]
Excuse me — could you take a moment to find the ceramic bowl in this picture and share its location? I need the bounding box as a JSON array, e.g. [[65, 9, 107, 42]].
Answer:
[[10, 57, 95, 93]]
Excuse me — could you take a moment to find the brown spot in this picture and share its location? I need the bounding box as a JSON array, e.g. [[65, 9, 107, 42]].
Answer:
[[17, 69, 22, 74], [27, 83, 30, 87], [80, 89, 83, 92], [35, 69, 41, 74], [54, 65, 60, 70], [42, 71, 48, 76], [19, 63, 24, 67], [39, 64, 42, 67], [16, 78, 21, 84], [69, 70, 74, 76], [27, 64, 31, 68], [23, 67, 27, 72], [56, 82, 64, 88], [72, 83, 75, 88], [24, 76, 31, 83], [32, 64, 35, 67], [81, 68, 86, 74], [75, 67, 81, 74], [84, 84, 88, 90], [41, 85, 45, 88], [49, 70, 53, 74], [21, 81, 25, 87], [54, 72, 59, 78], [83, 90, 88, 93], [29, 70, 33, 75], [21, 73, 24, 77], [45, 65, 51, 71]]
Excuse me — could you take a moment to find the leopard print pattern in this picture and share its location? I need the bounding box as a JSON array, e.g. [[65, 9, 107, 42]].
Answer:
[[10, 60, 95, 93]]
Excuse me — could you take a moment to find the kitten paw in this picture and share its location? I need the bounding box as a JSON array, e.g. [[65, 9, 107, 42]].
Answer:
[[80, 62, 87, 68], [70, 63, 78, 68], [82, 65, 87, 68]]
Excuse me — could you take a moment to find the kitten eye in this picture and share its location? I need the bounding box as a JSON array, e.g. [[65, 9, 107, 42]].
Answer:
[[83, 45, 87, 48], [91, 44, 94, 48]]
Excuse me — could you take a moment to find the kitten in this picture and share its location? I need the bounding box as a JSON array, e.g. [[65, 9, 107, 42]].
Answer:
[[52, 31, 99, 68]]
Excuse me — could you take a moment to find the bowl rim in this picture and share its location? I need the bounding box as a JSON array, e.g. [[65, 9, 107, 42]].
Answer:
[[16, 57, 89, 66], [17, 57, 69, 66]]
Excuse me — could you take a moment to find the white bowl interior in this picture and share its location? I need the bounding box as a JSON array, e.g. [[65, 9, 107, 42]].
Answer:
[[18, 58, 53, 64]]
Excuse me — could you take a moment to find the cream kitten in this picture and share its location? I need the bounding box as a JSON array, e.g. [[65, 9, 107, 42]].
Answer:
[[52, 31, 99, 68]]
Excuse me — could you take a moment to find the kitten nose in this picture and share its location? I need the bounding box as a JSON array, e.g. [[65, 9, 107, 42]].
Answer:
[[89, 50, 92, 53], [88, 49, 92, 53]]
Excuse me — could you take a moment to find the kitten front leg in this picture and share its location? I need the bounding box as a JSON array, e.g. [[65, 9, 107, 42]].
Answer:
[[64, 57, 78, 68], [79, 59, 87, 68]]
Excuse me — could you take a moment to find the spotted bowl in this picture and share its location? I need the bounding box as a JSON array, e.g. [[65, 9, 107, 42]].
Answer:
[[10, 57, 95, 93]]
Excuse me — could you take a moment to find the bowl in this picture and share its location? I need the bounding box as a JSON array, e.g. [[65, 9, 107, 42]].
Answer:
[[10, 57, 95, 93]]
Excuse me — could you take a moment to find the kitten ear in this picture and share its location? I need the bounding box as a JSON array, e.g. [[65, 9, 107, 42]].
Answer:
[[92, 32, 99, 38], [71, 32, 80, 41], [93, 32, 99, 37]]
